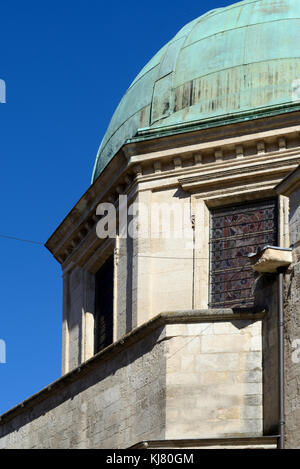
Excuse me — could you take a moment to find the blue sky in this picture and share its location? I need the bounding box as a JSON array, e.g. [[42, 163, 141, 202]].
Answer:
[[0, 0, 234, 414]]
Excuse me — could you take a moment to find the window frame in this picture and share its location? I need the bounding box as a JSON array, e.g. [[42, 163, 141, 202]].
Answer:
[[191, 193, 288, 310], [208, 198, 278, 309]]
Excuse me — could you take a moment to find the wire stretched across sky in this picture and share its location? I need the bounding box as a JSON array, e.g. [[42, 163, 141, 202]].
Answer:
[[0, 233, 44, 245]]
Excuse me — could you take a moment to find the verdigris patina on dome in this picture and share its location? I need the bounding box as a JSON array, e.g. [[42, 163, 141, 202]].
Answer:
[[92, 0, 300, 181]]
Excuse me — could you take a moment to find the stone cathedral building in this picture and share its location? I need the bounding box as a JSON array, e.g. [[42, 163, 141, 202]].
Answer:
[[2, 0, 300, 449]]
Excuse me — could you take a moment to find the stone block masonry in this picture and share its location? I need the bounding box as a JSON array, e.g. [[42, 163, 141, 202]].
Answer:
[[0, 310, 264, 449]]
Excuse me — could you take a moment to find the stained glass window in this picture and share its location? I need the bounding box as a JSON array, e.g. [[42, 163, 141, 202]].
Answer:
[[209, 200, 277, 308]]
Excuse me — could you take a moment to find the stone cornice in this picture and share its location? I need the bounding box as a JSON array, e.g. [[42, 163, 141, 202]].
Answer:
[[45, 115, 300, 267], [132, 102, 300, 144], [179, 155, 300, 192], [275, 164, 300, 196], [130, 436, 279, 449], [128, 125, 300, 165]]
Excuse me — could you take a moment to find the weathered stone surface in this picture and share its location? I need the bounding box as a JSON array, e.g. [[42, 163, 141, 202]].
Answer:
[[289, 186, 300, 246], [0, 314, 263, 448], [276, 164, 300, 448], [250, 247, 292, 274], [252, 273, 279, 436], [284, 245, 300, 449], [165, 320, 263, 440]]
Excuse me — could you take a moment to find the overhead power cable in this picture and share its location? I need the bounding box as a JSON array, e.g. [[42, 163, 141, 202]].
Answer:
[[0, 233, 43, 245]]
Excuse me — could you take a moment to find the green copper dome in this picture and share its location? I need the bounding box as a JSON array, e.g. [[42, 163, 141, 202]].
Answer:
[[92, 0, 300, 182]]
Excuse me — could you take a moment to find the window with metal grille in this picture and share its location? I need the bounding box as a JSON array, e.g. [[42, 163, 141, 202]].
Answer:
[[209, 199, 277, 309], [94, 255, 114, 353]]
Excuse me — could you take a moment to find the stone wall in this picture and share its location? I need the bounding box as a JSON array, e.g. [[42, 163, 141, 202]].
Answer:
[[284, 177, 300, 448], [66, 266, 84, 371], [62, 267, 95, 374], [116, 235, 134, 338], [0, 312, 263, 449], [0, 325, 166, 449], [165, 321, 263, 439], [289, 186, 300, 246], [253, 273, 279, 435], [284, 245, 300, 448]]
